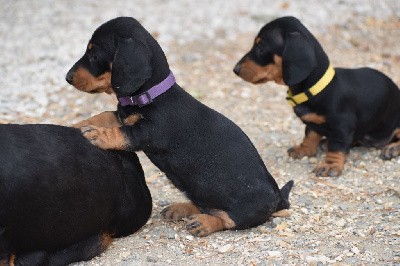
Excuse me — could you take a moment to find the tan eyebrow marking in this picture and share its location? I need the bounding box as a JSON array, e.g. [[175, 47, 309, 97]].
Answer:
[[88, 43, 93, 50], [255, 37, 261, 44]]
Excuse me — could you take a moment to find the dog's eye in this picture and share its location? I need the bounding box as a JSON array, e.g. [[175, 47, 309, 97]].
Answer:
[[255, 43, 264, 55], [88, 53, 98, 62]]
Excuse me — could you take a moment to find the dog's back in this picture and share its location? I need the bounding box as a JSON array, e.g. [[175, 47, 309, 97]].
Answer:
[[0, 124, 151, 263]]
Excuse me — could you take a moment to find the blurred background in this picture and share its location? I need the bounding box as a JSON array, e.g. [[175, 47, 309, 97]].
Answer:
[[0, 0, 399, 122]]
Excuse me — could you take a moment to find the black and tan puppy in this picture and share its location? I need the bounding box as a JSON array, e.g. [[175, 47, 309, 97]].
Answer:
[[234, 16, 400, 177], [0, 124, 152, 265], [66, 17, 294, 237]]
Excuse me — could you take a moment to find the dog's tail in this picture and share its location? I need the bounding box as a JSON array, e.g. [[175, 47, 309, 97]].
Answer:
[[277, 180, 294, 210]]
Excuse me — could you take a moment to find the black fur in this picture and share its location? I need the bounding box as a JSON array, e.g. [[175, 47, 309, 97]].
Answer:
[[0, 124, 152, 265], [234, 16, 400, 173], [66, 17, 293, 231]]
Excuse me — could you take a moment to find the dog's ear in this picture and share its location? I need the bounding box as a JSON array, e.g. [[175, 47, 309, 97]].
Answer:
[[282, 32, 316, 86], [112, 36, 152, 96]]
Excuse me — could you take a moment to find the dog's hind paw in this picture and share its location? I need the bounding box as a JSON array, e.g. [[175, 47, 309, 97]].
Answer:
[[186, 214, 225, 237], [381, 142, 400, 160], [161, 203, 201, 221]]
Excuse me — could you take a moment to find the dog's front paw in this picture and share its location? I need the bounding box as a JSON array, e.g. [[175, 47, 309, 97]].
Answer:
[[161, 203, 201, 221], [80, 126, 129, 150], [313, 162, 343, 177], [312, 151, 346, 177], [288, 145, 316, 159], [186, 214, 224, 237], [381, 142, 400, 160]]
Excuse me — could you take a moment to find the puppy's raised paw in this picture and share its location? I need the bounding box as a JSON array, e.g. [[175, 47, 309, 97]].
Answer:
[[80, 126, 129, 151]]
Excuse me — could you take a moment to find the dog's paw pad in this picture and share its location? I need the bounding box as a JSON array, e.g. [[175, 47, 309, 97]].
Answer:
[[381, 143, 400, 160], [80, 126, 95, 133], [185, 215, 208, 236], [185, 214, 225, 237], [160, 206, 178, 221], [313, 162, 342, 177]]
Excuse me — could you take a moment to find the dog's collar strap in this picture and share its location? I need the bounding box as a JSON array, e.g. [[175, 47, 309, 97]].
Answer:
[[286, 65, 335, 107], [118, 71, 176, 107]]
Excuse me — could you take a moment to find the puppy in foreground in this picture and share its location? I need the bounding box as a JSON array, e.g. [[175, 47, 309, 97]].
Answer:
[[0, 124, 152, 265], [234, 16, 400, 177], [66, 17, 294, 237]]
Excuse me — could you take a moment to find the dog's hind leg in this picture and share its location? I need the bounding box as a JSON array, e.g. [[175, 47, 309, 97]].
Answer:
[[0, 227, 13, 266], [381, 128, 400, 160], [185, 210, 236, 237], [14, 233, 113, 266], [161, 202, 202, 221]]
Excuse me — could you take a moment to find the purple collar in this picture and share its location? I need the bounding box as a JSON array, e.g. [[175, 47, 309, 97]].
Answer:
[[118, 71, 176, 107]]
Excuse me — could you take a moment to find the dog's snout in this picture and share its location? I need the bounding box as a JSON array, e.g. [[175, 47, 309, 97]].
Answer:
[[66, 70, 74, 84], [233, 64, 241, 75]]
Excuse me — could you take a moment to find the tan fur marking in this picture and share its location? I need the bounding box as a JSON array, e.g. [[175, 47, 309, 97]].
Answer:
[[73, 111, 121, 128], [9, 254, 16, 266], [300, 113, 326, 125], [162, 202, 201, 221], [186, 214, 227, 237], [123, 113, 143, 126], [88, 43, 93, 50], [393, 128, 400, 139], [101, 233, 113, 251], [254, 37, 261, 44], [71, 67, 113, 94], [313, 151, 346, 177], [272, 209, 291, 217], [82, 126, 129, 150], [381, 128, 400, 159], [288, 131, 322, 159], [209, 209, 236, 229], [237, 55, 284, 85]]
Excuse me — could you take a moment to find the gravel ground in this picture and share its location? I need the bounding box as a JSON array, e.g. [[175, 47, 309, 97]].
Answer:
[[1, 1, 400, 265]]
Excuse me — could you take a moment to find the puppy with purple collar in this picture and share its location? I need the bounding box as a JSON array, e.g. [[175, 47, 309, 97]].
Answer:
[[66, 17, 294, 236]]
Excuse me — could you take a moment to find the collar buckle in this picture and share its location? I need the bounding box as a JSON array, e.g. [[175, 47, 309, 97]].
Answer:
[[134, 91, 153, 107]]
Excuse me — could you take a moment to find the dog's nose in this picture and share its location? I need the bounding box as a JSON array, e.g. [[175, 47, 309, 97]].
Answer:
[[65, 70, 74, 84], [233, 64, 241, 75]]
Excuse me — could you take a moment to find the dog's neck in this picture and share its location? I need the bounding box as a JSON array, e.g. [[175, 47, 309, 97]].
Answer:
[[289, 54, 330, 93], [286, 64, 335, 107], [118, 71, 175, 107]]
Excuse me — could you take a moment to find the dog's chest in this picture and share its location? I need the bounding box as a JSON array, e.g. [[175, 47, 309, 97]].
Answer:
[[293, 105, 324, 123]]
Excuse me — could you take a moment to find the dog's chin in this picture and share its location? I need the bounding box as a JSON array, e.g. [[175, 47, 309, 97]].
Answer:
[[86, 87, 114, 94], [253, 78, 269, 84]]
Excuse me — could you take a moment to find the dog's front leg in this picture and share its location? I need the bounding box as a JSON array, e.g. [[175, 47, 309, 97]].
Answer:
[[313, 150, 347, 177], [288, 127, 322, 158], [313, 120, 353, 177]]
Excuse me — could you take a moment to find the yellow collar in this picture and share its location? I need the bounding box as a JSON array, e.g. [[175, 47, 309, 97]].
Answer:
[[286, 64, 335, 107]]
